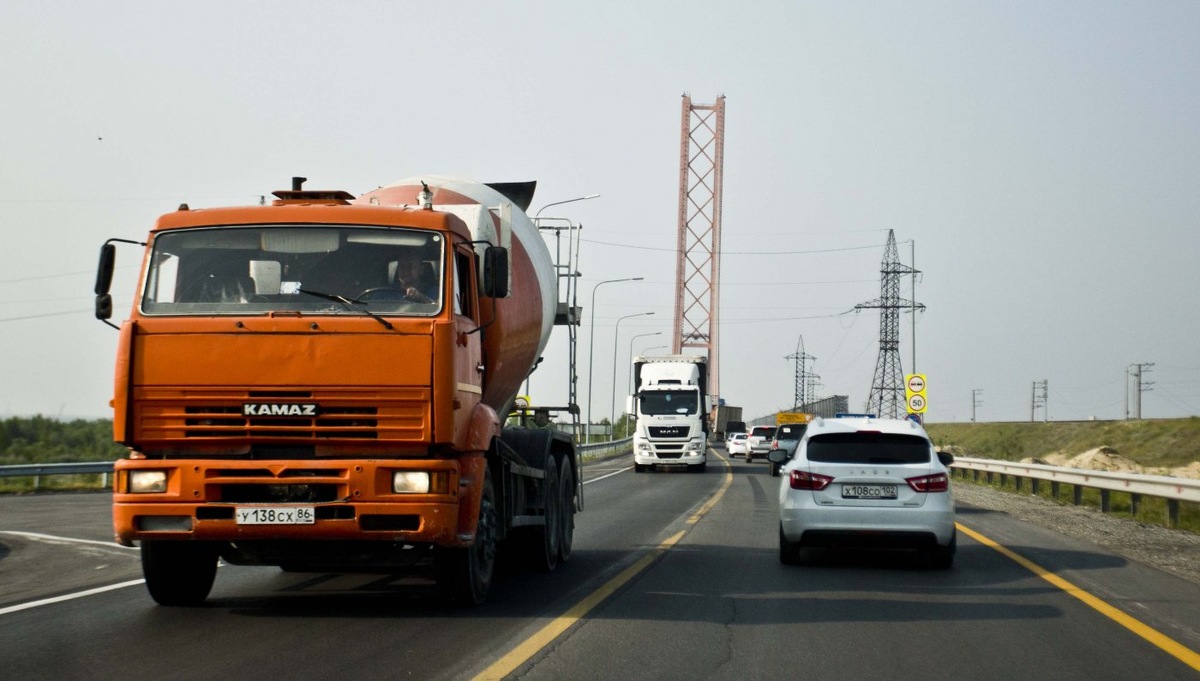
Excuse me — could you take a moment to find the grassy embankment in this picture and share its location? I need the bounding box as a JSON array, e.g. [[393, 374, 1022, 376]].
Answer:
[[926, 418, 1200, 533]]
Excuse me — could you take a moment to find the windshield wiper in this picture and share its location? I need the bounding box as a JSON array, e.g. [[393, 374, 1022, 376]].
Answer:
[[298, 289, 393, 330]]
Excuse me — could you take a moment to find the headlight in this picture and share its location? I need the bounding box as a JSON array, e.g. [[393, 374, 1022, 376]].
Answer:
[[686, 440, 703, 452], [129, 470, 167, 494], [393, 471, 430, 494], [638, 442, 652, 451]]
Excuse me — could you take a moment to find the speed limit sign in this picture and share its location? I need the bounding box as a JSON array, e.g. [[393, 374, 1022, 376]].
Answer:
[[908, 394, 926, 412]]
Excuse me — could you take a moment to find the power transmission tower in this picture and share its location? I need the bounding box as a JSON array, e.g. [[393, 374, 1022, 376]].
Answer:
[[1031, 379, 1048, 422], [672, 94, 726, 404], [857, 229, 924, 418], [785, 336, 816, 411], [1130, 362, 1154, 419]]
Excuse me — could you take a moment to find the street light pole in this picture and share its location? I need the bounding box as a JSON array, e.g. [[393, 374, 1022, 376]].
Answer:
[[625, 332, 662, 433], [533, 193, 601, 222], [611, 312, 654, 439], [586, 278, 643, 442]]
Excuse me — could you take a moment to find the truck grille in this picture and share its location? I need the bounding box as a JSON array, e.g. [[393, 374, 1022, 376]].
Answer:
[[648, 426, 690, 438], [135, 388, 429, 443]]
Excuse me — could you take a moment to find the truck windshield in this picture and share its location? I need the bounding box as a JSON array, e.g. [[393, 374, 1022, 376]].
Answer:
[[140, 225, 444, 317], [639, 390, 699, 416]]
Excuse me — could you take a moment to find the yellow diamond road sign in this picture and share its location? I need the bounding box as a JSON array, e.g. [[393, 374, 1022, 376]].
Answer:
[[905, 374, 927, 414]]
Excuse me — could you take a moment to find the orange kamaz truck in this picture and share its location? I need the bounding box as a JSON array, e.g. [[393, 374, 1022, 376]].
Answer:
[[94, 176, 579, 606]]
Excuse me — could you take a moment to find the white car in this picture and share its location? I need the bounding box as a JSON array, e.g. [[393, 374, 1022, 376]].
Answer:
[[744, 425, 777, 462], [727, 432, 749, 456], [769, 416, 956, 567]]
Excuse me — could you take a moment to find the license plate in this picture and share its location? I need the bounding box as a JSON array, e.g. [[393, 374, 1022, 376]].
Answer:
[[235, 506, 315, 525], [841, 484, 897, 500]]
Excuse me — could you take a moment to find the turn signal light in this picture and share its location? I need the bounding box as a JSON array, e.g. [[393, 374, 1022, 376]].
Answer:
[[906, 473, 949, 493], [789, 470, 834, 491]]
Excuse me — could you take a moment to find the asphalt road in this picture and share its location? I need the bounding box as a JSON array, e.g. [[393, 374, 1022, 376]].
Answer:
[[1, 449, 1197, 680]]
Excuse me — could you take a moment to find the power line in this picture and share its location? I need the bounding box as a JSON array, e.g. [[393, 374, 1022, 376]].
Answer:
[[582, 237, 885, 256]]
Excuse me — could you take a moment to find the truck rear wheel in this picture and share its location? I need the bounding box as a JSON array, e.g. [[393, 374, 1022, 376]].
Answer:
[[435, 467, 497, 605], [558, 454, 575, 563], [527, 455, 561, 572], [141, 540, 219, 606]]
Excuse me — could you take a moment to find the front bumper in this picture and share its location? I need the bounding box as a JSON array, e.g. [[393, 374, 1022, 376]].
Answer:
[[633, 439, 706, 466], [112, 458, 466, 547]]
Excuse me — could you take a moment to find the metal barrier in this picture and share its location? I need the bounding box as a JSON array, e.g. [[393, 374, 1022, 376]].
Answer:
[[0, 462, 114, 491], [0, 440, 636, 491], [578, 437, 633, 460], [952, 455, 1200, 527]]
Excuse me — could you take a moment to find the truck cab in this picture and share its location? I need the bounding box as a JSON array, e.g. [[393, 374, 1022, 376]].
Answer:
[[628, 355, 709, 473]]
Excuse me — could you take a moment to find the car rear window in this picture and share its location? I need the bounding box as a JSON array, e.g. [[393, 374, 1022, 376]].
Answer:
[[805, 432, 931, 464], [776, 424, 807, 440], [751, 427, 776, 437]]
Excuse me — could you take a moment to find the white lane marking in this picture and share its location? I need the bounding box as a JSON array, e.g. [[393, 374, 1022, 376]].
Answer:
[[0, 579, 146, 616], [0, 530, 138, 551], [583, 466, 632, 484]]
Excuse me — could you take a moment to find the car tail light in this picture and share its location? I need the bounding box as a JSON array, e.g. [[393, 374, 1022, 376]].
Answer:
[[906, 473, 948, 493], [789, 470, 834, 491]]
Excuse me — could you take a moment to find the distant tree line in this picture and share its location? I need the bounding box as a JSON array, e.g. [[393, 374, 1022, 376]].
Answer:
[[0, 416, 125, 466]]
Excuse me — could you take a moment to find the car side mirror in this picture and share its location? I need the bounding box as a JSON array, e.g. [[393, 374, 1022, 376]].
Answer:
[[937, 451, 955, 467], [767, 449, 789, 465]]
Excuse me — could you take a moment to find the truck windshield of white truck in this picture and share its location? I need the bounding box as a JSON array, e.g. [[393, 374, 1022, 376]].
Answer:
[[639, 390, 700, 415], [140, 225, 446, 317]]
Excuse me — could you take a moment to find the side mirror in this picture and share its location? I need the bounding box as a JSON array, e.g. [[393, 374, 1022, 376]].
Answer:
[[937, 451, 955, 467], [95, 294, 113, 320], [482, 246, 509, 298], [766, 449, 789, 465], [95, 243, 116, 322], [625, 395, 635, 413]]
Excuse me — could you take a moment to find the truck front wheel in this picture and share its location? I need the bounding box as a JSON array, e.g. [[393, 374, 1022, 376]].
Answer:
[[140, 540, 219, 606], [436, 467, 497, 605]]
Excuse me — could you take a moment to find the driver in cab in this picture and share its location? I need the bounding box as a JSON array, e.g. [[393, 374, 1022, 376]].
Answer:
[[393, 257, 437, 304]]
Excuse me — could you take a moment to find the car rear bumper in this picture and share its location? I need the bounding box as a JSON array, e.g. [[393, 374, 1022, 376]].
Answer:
[[780, 505, 956, 547]]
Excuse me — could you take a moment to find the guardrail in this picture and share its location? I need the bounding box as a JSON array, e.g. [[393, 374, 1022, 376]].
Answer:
[[0, 439, 637, 492], [578, 437, 632, 460], [951, 455, 1200, 527], [0, 462, 114, 491]]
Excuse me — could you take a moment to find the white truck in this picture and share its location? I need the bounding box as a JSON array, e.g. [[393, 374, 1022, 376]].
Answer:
[[628, 355, 710, 473]]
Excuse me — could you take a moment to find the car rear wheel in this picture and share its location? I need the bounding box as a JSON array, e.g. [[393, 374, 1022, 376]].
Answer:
[[779, 524, 803, 565], [928, 531, 956, 569]]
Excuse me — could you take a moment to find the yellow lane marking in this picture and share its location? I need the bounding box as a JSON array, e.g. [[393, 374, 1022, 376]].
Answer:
[[473, 450, 734, 681], [957, 523, 1200, 671]]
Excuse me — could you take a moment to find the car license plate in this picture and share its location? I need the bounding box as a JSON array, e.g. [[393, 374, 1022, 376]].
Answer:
[[235, 507, 315, 525], [841, 484, 897, 500]]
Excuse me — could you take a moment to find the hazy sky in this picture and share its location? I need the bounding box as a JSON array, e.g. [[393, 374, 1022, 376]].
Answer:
[[2, 1, 1198, 425]]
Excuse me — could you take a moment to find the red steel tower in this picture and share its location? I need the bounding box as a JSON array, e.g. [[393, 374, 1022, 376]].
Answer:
[[672, 94, 726, 404]]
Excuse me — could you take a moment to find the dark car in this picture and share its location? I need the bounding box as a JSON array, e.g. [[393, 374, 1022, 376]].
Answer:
[[767, 422, 808, 477]]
